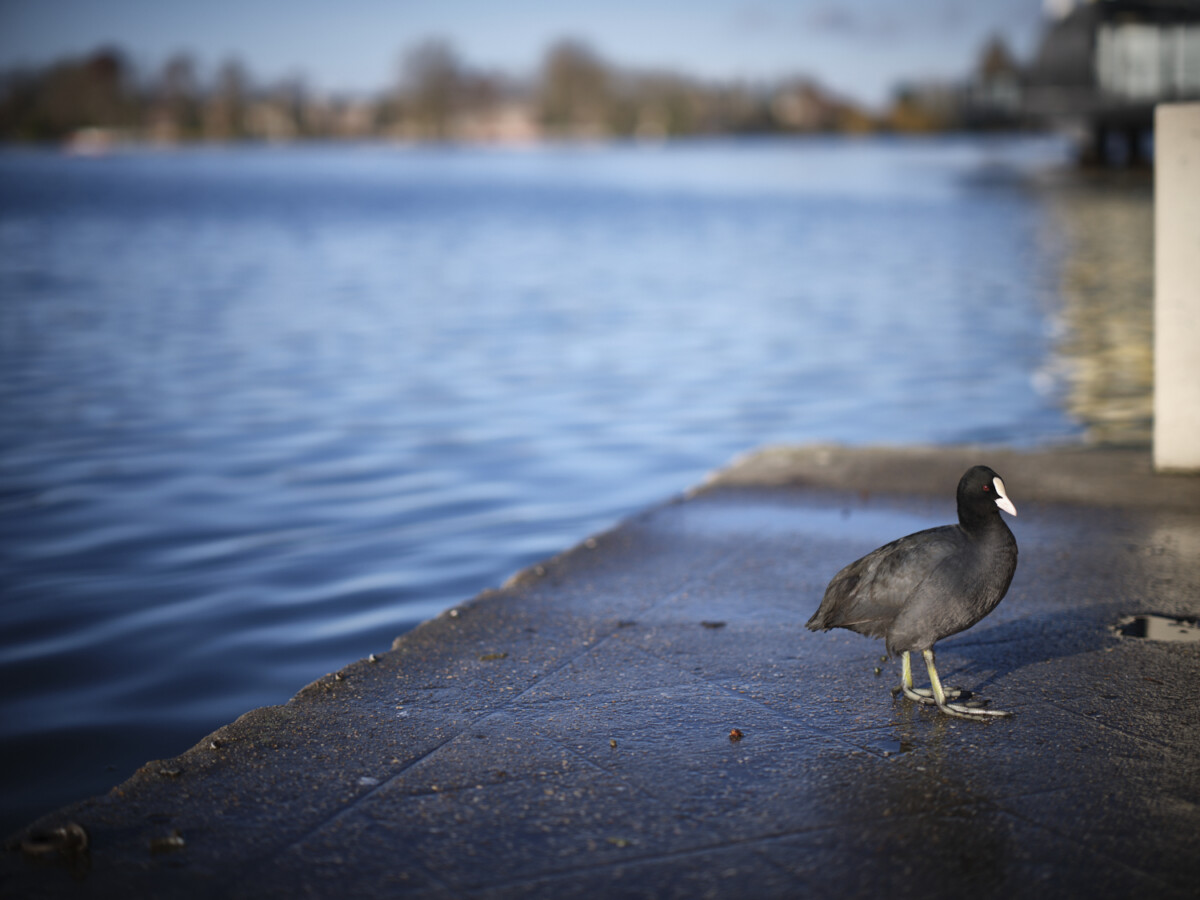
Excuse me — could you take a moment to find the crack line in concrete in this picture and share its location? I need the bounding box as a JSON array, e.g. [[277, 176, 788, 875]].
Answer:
[[233, 544, 749, 883]]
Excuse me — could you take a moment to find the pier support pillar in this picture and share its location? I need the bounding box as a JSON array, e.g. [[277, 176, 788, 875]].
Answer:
[[1154, 103, 1200, 472]]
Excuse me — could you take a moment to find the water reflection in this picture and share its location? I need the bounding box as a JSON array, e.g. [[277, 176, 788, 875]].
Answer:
[[1040, 175, 1153, 445]]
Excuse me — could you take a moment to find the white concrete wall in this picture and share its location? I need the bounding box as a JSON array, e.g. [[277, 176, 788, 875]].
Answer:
[[1154, 103, 1200, 472]]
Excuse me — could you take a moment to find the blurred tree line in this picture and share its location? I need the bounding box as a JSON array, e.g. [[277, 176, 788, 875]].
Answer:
[[0, 37, 1009, 145]]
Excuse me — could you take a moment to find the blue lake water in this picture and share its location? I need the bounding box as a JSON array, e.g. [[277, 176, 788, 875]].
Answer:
[[0, 136, 1096, 831]]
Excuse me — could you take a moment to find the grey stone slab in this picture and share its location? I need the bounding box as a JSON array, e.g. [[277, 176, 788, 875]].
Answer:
[[471, 842, 801, 900], [4, 445, 1199, 898], [758, 806, 1195, 900], [238, 766, 693, 896]]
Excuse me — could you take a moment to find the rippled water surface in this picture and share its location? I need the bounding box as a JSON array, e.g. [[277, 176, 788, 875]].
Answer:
[[0, 137, 1120, 830]]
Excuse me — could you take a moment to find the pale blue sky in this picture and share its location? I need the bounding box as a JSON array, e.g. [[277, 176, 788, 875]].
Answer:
[[0, 0, 1049, 107]]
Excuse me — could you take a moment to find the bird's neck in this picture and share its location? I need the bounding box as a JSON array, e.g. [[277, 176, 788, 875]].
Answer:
[[959, 511, 1010, 538]]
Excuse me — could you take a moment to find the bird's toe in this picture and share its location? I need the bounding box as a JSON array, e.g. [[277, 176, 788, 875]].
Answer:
[[940, 701, 1012, 719]]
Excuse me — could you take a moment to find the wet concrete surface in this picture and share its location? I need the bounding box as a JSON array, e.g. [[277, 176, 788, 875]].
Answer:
[[4, 445, 1199, 898]]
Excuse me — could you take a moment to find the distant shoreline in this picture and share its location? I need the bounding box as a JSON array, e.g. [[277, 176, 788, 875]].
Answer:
[[2, 126, 1059, 155]]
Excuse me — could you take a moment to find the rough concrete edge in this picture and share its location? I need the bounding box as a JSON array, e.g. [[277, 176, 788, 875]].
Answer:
[[695, 443, 1200, 512], [2, 493, 671, 857]]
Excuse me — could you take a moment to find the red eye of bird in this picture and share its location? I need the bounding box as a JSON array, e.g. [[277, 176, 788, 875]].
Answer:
[[983, 484, 990, 491]]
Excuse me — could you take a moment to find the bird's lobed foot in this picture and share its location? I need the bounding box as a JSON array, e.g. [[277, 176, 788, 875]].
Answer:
[[896, 685, 1009, 718], [938, 702, 1012, 720], [897, 685, 964, 705]]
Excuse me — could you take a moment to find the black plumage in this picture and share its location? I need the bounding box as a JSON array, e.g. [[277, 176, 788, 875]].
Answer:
[[807, 465, 1018, 719]]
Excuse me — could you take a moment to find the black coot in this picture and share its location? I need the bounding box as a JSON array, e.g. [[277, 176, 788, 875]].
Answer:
[[807, 465, 1018, 720]]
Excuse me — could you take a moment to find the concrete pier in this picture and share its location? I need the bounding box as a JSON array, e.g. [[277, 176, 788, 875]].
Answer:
[[1154, 102, 1200, 472], [4, 445, 1199, 898]]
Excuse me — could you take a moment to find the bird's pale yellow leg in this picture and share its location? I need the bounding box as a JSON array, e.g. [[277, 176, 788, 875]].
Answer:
[[893, 649, 958, 705], [923, 649, 1011, 719], [925, 649, 950, 704], [894, 650, 935, 704]]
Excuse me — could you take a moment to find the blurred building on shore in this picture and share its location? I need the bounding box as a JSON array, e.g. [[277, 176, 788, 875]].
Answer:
[[1024, 0, 1200, 164]]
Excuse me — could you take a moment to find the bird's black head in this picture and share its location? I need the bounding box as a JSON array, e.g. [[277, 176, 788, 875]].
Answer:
[[957, 465, 1017, 528]]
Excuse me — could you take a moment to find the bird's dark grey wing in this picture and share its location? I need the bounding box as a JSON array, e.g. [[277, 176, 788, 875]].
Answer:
[[807, 525, 963, 639]]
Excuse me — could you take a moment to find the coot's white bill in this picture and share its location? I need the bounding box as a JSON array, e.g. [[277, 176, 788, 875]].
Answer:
[[993, 476, 1016, 517]]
